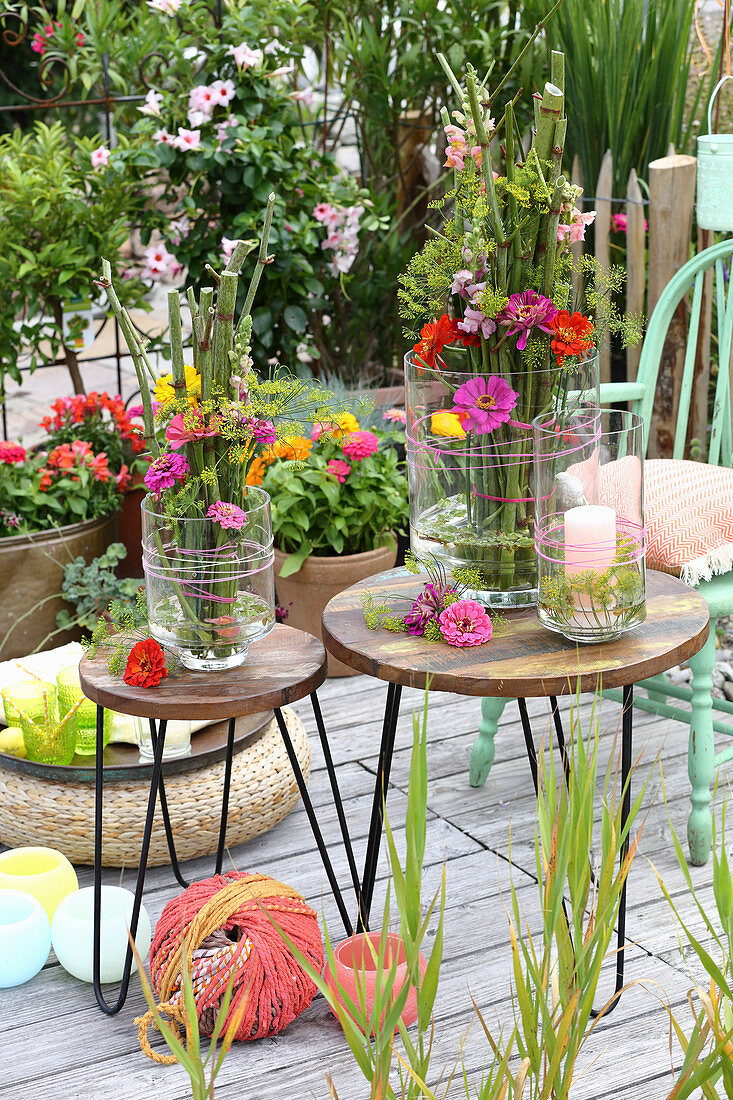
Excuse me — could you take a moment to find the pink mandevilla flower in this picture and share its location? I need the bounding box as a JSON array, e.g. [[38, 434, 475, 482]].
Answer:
[[139, 89, 163, 117], [451, 375, 519, 434], [290, 87, 315, 107], [497, 290, 557, 351], [341, 431, 379, 461], [221, 236, 238, 259], [439, 600, 493, 647], [207, 501, 247, 530], [90, 146, 110, 169], [171, 128, 201, 152], [227, 42, 262, 69], [327, 458, 351, 483]]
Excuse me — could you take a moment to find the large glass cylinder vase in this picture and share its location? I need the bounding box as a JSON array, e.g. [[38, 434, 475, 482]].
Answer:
[[142, 488, 276, 672], [405, 352, 599, 608]]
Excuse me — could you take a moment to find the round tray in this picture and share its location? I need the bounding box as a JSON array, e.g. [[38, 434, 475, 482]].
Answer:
[[0, 708, 310, 867], [0, 712, 272, 784]]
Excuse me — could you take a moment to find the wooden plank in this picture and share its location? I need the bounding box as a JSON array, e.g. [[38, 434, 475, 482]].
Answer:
[[646, 154, 697, 458], [594, 150, 613, 385], [625, 169, 646, 382]]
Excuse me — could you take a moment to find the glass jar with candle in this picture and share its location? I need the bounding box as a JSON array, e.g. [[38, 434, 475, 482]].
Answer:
[[533, 409, 646, 643]]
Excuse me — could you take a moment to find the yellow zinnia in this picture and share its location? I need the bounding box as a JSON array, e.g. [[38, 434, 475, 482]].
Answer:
[[154, 364, 201, 406], [313, 412, 360, 440], [431, 411, 466, 438]]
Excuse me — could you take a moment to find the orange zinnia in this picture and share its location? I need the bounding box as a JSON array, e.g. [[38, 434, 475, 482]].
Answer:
[[246, 457, 266, 486], [549, 311, 594, 366], [263, 435, 313, 463], [412, 314, 456, 368], [123, 639, 168, 688]]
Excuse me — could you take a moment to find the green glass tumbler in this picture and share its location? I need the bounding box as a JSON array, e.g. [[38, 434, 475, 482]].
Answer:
[[15, 706, 77, 767], [56, 667, 111, 756], [2, 682, 58, 729]]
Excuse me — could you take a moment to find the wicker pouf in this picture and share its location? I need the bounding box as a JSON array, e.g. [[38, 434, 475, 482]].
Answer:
[[0, 707, 309, 866]]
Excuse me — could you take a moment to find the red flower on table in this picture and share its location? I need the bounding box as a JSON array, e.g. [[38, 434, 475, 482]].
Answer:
[[412, 315, 456, 368], [123, 639, 169, 688], [548, 311, 594, 367]]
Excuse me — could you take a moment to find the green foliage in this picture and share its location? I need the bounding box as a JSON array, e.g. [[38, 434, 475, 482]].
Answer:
[[0, 120, 149, 384], [263, 433, 408, 572], [551, 0, 702, 193], [55, 543, 140, 634], [653, 790, 733, 1099]]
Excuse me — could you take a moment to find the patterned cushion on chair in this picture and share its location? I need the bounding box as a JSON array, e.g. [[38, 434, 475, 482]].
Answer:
[[601, 459, 733, 586]]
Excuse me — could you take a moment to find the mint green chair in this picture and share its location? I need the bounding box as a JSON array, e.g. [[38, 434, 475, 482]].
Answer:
[[469, 239, 733, 866]]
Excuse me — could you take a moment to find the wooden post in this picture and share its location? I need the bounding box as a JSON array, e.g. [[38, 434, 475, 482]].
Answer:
[[647, 154, 697, 457], [594, 150, 613, 385], [570, 155, 584, 302], [395, 110, 432, 220], [625, 169, 646, 383]]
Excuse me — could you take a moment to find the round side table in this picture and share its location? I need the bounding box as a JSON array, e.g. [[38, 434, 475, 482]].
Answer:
[[322, 568, 710, 1015], [80, 625, 357, 1015]]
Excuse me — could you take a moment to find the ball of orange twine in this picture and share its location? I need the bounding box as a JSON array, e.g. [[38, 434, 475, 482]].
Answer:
[[136, 871, 324, 1063]]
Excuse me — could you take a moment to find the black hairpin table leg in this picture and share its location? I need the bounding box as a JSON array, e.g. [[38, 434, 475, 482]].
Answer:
[[93, 704, 167, 1015], [358, 682, 403, 933], [517, 687, 634, 1018], [274, 706, 354, 937]]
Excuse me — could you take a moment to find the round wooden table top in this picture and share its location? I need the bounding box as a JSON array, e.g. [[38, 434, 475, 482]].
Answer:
[[79, 625, 326, 719], [321, 569, 710, 697]]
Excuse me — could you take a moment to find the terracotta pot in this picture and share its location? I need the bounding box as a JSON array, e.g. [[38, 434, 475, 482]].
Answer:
[[0, 515, 116, 661], [274, 539, 397, 677], [116, 481, 145, 579]]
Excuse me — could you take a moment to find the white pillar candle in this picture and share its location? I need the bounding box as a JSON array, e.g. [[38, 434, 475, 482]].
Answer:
[[564, 505, 617, 575]]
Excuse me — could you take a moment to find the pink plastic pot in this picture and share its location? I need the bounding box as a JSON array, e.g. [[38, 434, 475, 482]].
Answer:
[[323, 931, 426, 1034]]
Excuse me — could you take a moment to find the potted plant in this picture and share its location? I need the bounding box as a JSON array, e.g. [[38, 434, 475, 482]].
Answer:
[[40, 392, 149, 576], [259, 418, 409, 676], [0, 121, 150, 396], [0, 438, 124, 660]]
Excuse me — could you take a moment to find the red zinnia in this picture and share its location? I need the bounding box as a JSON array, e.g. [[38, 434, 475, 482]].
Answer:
[[123, 639, 169, 688], [412, 314, 456, 368], [549, 311, 594, 366]]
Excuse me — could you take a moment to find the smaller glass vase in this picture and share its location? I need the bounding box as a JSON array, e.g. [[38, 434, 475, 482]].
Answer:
[[533, 409, 646, 644], [142, 487, 276, 672], [56, 667, 112, 755], [133, 717, 192, 762]]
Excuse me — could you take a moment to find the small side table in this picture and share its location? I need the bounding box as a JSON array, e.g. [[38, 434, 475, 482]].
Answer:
[[79, 625, 359, 1015], [321, 568, 710, 1015]]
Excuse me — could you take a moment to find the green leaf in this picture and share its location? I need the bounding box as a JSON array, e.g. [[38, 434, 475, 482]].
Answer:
[[276, 540, 313, 577], [283, 305, 308, 333]]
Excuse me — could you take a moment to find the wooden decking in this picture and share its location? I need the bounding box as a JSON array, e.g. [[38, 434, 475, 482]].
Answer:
[[2, 675, 726, 1099]]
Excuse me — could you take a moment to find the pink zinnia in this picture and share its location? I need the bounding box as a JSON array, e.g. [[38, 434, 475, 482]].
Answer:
[[383, 408, 406, 424], [439, 600, 493, 647], [0, 441, 27, 464], [327, 458, 351, 483], [207, 501, 247, 529], [247, 418, 277, 445], [166, 411, 218, 450], [451, 375, 518, 434], [341, 431, 379, 461], [497, 291, 557, 351], [144, 452, 189, 495]]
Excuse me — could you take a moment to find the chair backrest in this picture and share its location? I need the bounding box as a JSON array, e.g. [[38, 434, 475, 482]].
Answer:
[[598, 239, 733, 466]]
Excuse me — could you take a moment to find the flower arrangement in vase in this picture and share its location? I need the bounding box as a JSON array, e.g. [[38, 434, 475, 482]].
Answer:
[[100, 195, 348, 671], [399, 51, 641, 608]]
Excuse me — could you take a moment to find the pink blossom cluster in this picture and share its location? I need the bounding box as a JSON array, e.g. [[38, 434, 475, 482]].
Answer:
[[32, 21, 84, 54], [227, 42, 263, 69], [556, 208, 597, 244], [341, 431, 379, 461], [141, 243, 182, 282], [153, 126, 203, 152], [313, 203, 364, 277], [443, 119, 494, 172], [187, 80, 236, 127], [611, 212, 648, 234]]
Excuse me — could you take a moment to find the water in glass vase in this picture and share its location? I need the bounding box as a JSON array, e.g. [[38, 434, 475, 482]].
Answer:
[[405, 353, 600, 608]]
